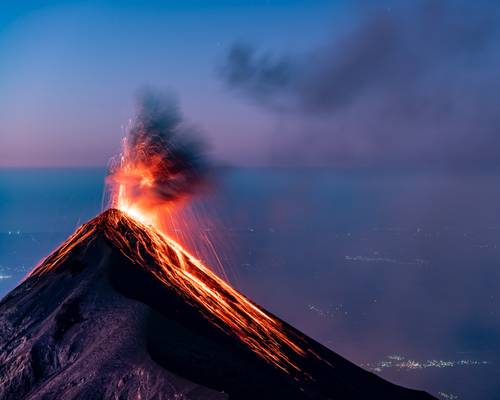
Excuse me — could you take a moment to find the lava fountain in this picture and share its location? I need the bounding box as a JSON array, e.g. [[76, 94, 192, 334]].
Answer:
[[16, 90, 437, 400], [106, 90, 208, 231], [98, 91, 313, 375]]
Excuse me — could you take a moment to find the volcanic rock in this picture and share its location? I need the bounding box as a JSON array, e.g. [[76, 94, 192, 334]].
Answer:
[[0, 209, 436, 400]]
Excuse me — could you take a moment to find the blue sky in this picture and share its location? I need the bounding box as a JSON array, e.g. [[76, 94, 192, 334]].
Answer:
[[0, 1, 342, 166], [2, 1, 498, 168]]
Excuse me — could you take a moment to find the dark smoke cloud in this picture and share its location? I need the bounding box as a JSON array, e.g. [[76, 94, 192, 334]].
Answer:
[[221, 1, 500, 167], [222, 44, 295, 111], [108, 89, 209, 205], [133, 90, 208, 198]]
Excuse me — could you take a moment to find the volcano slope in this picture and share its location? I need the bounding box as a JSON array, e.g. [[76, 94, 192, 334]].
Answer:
[[0, 209, 436, 400]]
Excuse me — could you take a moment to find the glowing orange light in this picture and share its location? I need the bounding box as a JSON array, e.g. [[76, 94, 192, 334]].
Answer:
[[29, 133, 327, 378], [30, 209, 311, 375]]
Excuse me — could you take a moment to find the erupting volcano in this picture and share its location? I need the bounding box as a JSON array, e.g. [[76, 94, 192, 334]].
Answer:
[[106, 89, 209, 230], [0, 92, 436, 399]]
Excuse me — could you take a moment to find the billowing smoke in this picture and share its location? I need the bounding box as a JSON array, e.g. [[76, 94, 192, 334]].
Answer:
[[107, 89, 209, 210], [221, 1, 500, 167]]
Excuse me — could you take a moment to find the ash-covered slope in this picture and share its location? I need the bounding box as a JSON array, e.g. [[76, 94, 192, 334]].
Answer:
[[0, 209, 436, 400]]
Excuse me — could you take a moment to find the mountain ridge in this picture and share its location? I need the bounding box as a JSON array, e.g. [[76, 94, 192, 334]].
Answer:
[[0, 209, 436, 399]]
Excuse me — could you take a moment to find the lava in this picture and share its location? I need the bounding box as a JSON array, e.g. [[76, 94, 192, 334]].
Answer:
[[106, 137, 178, 229], [105, 90, 208, 232], [29, 209, 312, 376], [29, 92, 317, 378]]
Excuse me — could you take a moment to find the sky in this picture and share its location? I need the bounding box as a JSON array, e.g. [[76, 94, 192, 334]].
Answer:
[[0, 1, 499, 167], [0, 0, 340, 167]]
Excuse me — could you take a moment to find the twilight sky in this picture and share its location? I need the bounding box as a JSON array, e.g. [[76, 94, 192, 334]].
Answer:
[[1, 1, 499, 167]]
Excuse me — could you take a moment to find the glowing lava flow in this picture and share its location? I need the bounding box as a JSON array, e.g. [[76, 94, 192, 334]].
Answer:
[[28, 93, 325, 378], [29, 209, 315, 376]]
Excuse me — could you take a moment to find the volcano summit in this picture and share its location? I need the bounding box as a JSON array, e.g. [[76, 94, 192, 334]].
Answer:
[[0, 209, 435, 399]]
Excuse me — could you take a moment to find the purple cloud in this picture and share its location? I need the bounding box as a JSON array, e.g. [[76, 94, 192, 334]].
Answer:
[[221, 1, 500, 167]]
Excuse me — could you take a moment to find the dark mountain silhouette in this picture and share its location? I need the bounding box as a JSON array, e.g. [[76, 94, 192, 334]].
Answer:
[[0, 209, 436, 400]]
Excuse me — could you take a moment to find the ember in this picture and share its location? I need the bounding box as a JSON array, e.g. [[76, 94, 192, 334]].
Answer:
[[30, 91, 317, 377], [105, 89, 208, 231]]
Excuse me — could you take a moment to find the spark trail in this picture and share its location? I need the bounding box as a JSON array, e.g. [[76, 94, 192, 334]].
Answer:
[[29, 209, 318, 376]]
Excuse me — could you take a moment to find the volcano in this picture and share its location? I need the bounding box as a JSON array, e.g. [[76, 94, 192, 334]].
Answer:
[[0, 209, 435, 400]]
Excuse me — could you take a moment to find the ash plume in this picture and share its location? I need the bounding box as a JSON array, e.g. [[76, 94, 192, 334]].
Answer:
[[221, 1, 500, 167], [107, 89, 209, 207]]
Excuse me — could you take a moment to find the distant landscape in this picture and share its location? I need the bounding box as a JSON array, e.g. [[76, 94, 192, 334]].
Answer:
[[1, 167, 499, 399]]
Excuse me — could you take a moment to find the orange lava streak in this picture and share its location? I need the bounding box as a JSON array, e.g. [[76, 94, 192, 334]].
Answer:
[[29, 209, 310, 375]]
